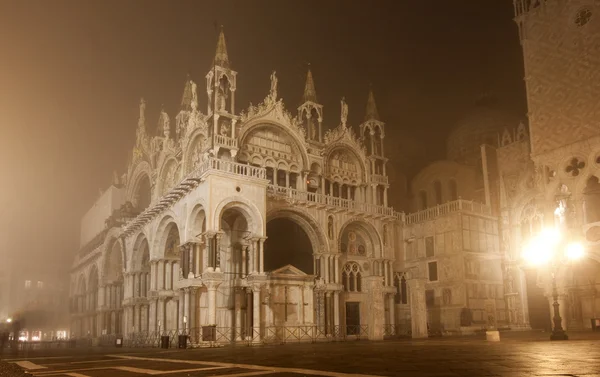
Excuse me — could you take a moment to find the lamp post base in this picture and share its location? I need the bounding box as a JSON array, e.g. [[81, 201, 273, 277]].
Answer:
[[550, 331, 568, 341]]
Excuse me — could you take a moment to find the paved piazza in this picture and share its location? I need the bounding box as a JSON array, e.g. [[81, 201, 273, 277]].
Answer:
[[4, 332, 600, 377]]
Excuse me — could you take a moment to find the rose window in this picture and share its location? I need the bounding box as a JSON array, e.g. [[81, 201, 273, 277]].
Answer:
[[566, 157, 586, 177], [575, 8, 592, 27]]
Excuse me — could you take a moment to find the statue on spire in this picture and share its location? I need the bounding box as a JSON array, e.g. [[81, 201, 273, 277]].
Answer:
[[138, 98, 146, 127], [270, 71, 278, 100], [159, 107, 170, 139], [340, 97, 349, 127], [191, 81, 198, 112]]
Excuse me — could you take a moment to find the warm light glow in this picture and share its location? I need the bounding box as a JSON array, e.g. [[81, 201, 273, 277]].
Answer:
[[6, 318, 12, 323], [522, 228, 561, 266], [565, 242, 585, 261]]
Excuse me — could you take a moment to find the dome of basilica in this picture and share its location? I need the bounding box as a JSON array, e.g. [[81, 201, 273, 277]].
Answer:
[[446, 96, 521, 164]]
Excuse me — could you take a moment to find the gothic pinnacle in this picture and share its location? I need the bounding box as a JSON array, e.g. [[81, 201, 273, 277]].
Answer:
[[303, 68, 317, 103], [213, 26, 230, 68], [365, 87, 380, 121]]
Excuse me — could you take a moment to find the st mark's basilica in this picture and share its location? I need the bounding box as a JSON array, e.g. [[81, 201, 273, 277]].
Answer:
[[70, 0, 600, 344]]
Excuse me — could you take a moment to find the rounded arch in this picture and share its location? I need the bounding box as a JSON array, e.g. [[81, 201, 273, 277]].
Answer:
[[102, 236, 126, 284], [88, 264, 99, 290], [213, 196, 264, 235], [77, 274, 87, 295], [156, 156, 181, 197], [127, 161, 153, 210], [131, 232, 150, 271], [238, 120, 310, 170], [153, 213, 183, 258], [337, 218, 383, 259], [323, 143, 368, 183], [182, 129, 209, 174], [185, 201, 208, 241], [267, 207, 330, 255]]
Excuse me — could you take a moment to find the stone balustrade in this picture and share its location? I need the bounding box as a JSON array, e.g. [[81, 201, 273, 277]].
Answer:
[[214, 134, 238, 149], [266, 184, 396, 218], [404, 198, 492, 225]]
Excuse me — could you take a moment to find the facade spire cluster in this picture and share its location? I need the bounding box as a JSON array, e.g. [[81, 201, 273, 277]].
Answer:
[[213, 26, 230, 69], [302, 69, 318, 103], [365, 88, 380, 121]]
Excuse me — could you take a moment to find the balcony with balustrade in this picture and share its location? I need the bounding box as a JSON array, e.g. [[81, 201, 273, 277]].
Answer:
[[403, 199, 493, 225]]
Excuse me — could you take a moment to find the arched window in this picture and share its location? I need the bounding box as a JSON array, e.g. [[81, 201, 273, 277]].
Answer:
[[449, 179, 458, 201], [401, 276, 407, 304], [419, 190, 428, 210], [342, 262, 363, 293], [433, 180, 442, 205]]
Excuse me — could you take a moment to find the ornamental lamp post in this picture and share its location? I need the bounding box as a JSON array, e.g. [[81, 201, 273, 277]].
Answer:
[[521, 227, 585, 340]]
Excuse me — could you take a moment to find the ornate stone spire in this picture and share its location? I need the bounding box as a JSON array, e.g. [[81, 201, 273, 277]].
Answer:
[[364, 87, 380, 121], [213, 26, 230, 68], [302, 69, 317, 103], [138, 98, 146, 128], [180, 74, 195, 111]]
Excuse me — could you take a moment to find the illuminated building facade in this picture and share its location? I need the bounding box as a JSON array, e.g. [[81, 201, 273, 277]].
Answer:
[[70, 0, 600, 344]]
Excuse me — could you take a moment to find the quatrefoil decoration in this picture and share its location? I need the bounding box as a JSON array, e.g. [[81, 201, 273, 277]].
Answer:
[[565, 157, 586, 177]]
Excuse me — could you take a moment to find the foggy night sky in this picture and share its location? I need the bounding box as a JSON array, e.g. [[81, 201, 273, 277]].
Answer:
[[0, 1, 526, 273]]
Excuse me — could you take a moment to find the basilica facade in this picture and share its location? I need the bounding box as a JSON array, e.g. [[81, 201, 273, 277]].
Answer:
[[69, 0, 600, 345]]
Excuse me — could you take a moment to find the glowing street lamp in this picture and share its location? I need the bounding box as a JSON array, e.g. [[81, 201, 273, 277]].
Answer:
[[6, 318, 12, 323], [521, 227, 586, 340]]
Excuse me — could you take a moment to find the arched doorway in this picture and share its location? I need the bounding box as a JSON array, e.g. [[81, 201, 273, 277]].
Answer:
[[103, 239, 125, 335], [264, 218, 314, 274]]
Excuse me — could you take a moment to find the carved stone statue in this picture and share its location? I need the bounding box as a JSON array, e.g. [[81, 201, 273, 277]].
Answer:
[[310, 117, 317, 140], [217, 76, 228, 111], [139, 98, 146, 124], [160, 108, 170, 139], [191, 81, 198, 111], [340, 97, 348, 126], [270, 70, 278, 99], [327, 217, 334, 240]]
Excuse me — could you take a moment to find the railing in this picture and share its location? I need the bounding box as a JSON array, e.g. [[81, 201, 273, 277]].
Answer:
[[214, 134, 238, 149], [382, 324, 412, 338], [198, 158, 266, 180], [119, 325, 369, 347], [371, 174, 388, 185], [404, 199, 492, 225], [267, 185, 396, 217]]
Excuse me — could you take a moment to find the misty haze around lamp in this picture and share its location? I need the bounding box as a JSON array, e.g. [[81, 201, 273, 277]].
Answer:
[[521, 227, 586, 340]]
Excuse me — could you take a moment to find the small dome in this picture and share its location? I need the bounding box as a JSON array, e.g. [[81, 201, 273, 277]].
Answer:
[[446, 98, 521, 163]]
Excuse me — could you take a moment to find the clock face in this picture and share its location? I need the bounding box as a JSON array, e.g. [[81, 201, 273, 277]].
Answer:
[[575, 8, 592, 27], [307, 177, 319, 188]]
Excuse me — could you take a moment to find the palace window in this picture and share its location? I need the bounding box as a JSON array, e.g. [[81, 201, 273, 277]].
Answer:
[[394, 274, 408, 304], [25, 280, 31, 288], [342, 262, 363, 293], [462, 215, 499, 253], [428, 261, 438, 281], [425, 289, 435, 308], [419, 190, 428, 210], [425, 236, 435, 257], [37, 281, 44, 289]]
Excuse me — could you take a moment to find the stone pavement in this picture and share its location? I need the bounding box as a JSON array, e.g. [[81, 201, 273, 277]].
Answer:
[[3, 331, 600, 377]]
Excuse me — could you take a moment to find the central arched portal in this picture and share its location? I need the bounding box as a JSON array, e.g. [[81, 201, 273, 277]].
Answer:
[[265, 218, 314, 274]]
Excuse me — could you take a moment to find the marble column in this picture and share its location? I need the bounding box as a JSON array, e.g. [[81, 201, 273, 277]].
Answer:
[[184, 288, 190, 330], [207, 283, 219, 325], [157, 260, 165, 290], [333, 291, 340, 329], [259, 238, 265, 273], [388, 294, 396, 327], [234, 288, 243, 340], [408, 279, 428, 338], [252, 286, 261, 340]]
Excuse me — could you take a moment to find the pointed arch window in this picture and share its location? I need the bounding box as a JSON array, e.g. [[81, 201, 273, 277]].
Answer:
[[433, 180, 442, 205], [342, 262, 363, 293], [419, 190, 428, 210], [449, 179, 458, 201]]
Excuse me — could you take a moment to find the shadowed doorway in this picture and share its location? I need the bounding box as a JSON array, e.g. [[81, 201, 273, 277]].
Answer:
[[264, 218, 314, 274]]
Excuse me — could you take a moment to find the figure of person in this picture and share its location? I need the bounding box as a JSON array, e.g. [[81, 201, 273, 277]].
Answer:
[[270, 71, 278, 99], [340, 97, 348, 126]]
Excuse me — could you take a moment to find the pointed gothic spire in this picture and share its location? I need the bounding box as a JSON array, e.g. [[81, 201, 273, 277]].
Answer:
[[213, 26, 230, 68], [302, 68, 317, 103], [364, 87, 380, 121], [180, 74, 194, 111]]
